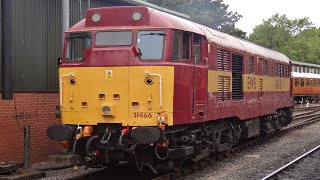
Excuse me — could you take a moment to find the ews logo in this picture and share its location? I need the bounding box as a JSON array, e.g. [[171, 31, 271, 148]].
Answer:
[[247, 77, 256, 90]]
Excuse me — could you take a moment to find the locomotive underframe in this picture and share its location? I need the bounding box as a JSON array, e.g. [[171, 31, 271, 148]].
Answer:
[[68, 107, 292, 173]]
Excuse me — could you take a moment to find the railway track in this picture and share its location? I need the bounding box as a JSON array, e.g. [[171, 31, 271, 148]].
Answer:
[[260, 144, 320, 180]]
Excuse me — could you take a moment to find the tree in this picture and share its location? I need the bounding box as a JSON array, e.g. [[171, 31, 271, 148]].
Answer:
[[249, 14, 320, 64], [284, 29, 320, 64], [249, 23, 292, 51], [145, 0, 247, 38]]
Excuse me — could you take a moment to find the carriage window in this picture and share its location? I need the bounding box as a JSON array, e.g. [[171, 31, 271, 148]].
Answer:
[[137, 30, 165, 61], [171, 31, 181, 61], [300, 79, 304, 87], [313, 80, 317, 87], [182, 32, 191, 60], [318, 80, 320, 86], [248, 56, 254, 74], [306, 79, 310, 86], [193, 34, 201, 65], [295, 79, 299, 87], [95, 31, 132, 46], [66, 32, 92, 62]]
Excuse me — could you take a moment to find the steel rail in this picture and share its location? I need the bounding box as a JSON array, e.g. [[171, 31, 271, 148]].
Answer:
[[260, 144, 320, 180]]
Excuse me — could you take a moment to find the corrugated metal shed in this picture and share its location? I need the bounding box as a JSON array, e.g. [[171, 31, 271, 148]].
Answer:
[[0, 0, 141, 92], [1, 0, 62, 91]]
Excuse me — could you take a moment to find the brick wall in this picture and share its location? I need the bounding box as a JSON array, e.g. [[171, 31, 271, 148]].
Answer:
[[0, 93, 61, 163]]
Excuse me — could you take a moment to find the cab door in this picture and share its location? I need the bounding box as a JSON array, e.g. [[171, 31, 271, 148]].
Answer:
[[192, 34, 208, 120]]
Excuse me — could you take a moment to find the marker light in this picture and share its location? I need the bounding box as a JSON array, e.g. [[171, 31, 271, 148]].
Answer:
[[91, 13, 101, 23], [132, 12, 142, 21]]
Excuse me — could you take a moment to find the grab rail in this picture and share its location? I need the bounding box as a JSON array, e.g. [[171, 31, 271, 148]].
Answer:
[[145, 71, 163, 109]]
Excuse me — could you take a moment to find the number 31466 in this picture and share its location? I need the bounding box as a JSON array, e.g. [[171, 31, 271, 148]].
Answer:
[[133, 112, 152, 118]]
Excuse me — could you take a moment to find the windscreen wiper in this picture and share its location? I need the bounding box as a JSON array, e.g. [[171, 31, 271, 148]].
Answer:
[[141, 33, 166, 36]]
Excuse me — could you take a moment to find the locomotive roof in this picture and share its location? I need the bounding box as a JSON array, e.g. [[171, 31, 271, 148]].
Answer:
[[68, 6, 290, 64]]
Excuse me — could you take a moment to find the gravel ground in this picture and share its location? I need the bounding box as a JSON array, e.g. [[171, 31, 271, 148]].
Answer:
[[40, 166, 102, 180], [183, 121, 320, 180], [30, 161, 103, 180]]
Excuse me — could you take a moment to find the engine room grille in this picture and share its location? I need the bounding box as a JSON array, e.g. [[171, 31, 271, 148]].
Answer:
[[232, 54, 243, 100], [217, 49, 230, 71], [218, 76, 230, 101]]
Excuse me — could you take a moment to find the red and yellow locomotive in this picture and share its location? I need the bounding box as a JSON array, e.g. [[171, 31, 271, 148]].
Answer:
[[48, 6, 293, 172]]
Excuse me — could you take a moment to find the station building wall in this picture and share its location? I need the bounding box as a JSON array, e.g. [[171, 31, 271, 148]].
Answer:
[[0, 93, 60, 163]]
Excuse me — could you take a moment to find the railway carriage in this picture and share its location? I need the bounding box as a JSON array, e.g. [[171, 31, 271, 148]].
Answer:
[[48, 6, 293, 172], [292, 61, 320, 103]]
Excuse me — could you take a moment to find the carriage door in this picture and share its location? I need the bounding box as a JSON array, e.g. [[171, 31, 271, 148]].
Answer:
[[192, 34, 208, 120]]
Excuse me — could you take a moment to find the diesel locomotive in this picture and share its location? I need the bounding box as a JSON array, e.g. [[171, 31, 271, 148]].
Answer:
[[47, 6, 293, 172]]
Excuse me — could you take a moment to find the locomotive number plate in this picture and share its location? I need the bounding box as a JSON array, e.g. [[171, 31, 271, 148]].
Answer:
[[133, 112, 153, 118]]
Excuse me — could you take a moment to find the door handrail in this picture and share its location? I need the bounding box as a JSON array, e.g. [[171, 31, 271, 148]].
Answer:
[[145, 71, 163, 109]]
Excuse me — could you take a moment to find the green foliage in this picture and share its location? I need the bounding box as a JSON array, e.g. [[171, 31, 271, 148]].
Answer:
[[145, 0, 246, 38], [249, 14, 320, 64], [284, 29, 320, 64]]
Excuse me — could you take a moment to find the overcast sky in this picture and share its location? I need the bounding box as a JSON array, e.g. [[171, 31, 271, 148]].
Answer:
[[223, 0, 320, 35]]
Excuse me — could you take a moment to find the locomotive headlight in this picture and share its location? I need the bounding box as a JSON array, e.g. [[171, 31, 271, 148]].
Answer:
[[69, 78, 77, 85], [132, 12, 142, 21], [102, 106, 111, 114], [91, 13, 101, 23], [145, 77, 154, 85]]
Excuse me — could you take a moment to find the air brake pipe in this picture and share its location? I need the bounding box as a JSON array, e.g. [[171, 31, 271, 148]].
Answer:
[[85, 135, 99, 157]]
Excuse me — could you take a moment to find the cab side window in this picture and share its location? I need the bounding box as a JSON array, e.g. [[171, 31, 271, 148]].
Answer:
[[193, 34, 201, 64], [248, 56, 254, 74], [182, 32, 191, 61], [261, 59, 267, 76], [171, 31, 181, 61]]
